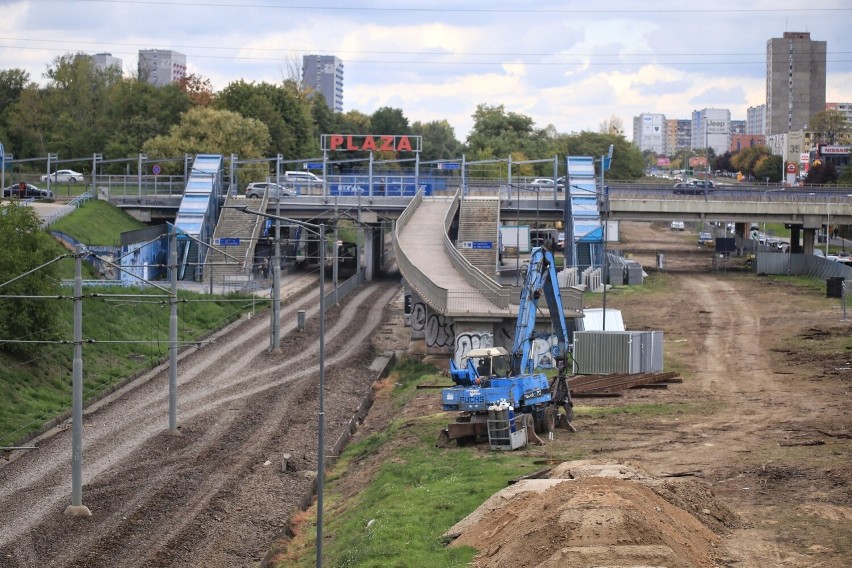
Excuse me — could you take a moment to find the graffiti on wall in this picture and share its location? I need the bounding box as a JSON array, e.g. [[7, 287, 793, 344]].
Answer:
[[454, 329, 494, 364], [410, 301, 454, 350], [530, 335, 560, 369]]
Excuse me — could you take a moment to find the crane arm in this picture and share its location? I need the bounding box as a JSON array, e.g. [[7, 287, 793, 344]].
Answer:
[[511, 247, 570, 375]]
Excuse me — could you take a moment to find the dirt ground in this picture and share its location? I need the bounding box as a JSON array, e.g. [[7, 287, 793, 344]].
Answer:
[[332, 221, 852, 567]]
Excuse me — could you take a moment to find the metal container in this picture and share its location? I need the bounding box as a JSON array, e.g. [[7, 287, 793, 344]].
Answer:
[[572, 330, 664, 375]]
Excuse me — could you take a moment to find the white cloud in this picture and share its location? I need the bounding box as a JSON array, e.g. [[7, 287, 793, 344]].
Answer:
[[0, 1, 849, 143]]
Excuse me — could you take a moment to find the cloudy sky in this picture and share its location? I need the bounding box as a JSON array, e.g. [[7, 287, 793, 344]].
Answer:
[[1, 1, 850, 142]]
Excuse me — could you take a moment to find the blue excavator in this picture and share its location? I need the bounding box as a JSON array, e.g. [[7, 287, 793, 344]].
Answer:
[[437, 246, 574, 446]]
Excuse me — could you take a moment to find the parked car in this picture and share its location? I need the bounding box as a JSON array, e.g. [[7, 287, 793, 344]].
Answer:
[[557, 232, 565, 251], [530, 178, 564, 191], [40, 169, 84, 183], [698, 232, 714, 246], [245, 182, 295, 199], [670, 220, 685, 231], [3, 182, 54, 199]]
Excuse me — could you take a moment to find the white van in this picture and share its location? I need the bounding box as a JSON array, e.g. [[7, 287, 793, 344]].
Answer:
[[283, 171, 323, 186]]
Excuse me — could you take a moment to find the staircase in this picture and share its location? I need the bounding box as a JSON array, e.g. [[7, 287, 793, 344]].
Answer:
[[204, 194, 266, 287], [457, 197, 500, 279]]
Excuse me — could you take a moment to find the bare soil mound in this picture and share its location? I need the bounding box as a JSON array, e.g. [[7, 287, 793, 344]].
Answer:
[[446, 460, 734, 567]]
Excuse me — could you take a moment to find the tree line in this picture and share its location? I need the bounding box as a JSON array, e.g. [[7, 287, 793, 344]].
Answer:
[[0, 52, 645, 181]]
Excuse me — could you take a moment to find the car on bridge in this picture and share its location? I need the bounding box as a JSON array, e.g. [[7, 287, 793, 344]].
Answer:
[[698, 232, 714, 246], [673, 180, 715, 195], [245, 182, 295, 199], [530, 178, 564, 191]]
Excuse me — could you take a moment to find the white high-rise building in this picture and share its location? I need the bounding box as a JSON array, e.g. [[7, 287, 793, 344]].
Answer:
[[302, 55, 343, 112], [746, 105, 766, 135], [692, 108, 731, 157], [632, 113, 666, 154], [138, 50, 187, 87]]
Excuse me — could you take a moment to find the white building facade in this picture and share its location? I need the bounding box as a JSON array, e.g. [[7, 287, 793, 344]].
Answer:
[[691, 108, 731, 157], [632, 113, 666, 154], [138, 50, 187, 87], [746, 105, 766, 135]]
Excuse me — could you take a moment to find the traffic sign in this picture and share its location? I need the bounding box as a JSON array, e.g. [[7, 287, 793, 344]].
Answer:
[[304, 162, 323, 170], [152, 164, 161, 175], [437, 162, 460, 170], [216, 238, 240, 246], [785, 163, 796, 174]]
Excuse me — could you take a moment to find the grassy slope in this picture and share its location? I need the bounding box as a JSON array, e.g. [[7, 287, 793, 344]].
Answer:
[[0, 200, 263, 445]]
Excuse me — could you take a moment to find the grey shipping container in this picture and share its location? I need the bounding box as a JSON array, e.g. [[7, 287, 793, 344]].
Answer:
[[572, 330, 664, 375]]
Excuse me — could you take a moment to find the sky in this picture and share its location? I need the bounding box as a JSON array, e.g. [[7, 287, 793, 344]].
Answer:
[[1, 0, 850, 143]]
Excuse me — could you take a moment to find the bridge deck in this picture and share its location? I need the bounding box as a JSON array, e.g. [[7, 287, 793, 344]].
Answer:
[[397, 197, 512, 316]]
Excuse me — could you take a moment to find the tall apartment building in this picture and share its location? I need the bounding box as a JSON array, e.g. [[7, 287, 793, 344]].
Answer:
[[765, 32, 826, 135], [92, 53, 122, 74], [665, 119, 692, 155], [138, 50, 187, 87], [302, 55, 343, 112], [692, 108, 731, 156], [746, 105, 766, 135], [632, 113, 666, 154]]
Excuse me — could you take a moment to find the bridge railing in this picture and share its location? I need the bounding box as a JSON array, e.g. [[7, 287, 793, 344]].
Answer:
[[442, 191, 511, 309], [394, 190, 449, 314]]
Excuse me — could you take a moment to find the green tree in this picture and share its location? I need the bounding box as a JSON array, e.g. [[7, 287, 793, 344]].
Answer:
[[0, 203, 61, 356], [809, 109, 849, 145], [215, 80, 318, 158], [466, 104, 541, 158], [310, 95, 338, 138], [548, 131, 643, 180], [370, 107, 410, 136], [104, 79, 191, 163], [754, 155, 782, 183], [731, 146, 771, 179], [41, 53, 123, 159], [142, 107, 270, 172], [5, 86, 49, 158], [411, 119, 463, 161]]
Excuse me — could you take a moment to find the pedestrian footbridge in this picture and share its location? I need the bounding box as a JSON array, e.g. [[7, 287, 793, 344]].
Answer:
[[394, 191, 585, 361]]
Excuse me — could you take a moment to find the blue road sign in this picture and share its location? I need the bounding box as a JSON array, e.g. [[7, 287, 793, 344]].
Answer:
[[218, 238, 240, 246], [437, 162, 460, 170], [304, 162, 323, 170], [471, 241, 493, 249]]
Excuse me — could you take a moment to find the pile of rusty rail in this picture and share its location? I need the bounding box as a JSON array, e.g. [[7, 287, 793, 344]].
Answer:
[[567, 371, 681, 397]]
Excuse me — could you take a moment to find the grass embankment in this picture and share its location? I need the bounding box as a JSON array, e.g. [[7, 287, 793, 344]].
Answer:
[[0, 200, 264, 445], [277, 359, 587, 568], [49, 198, 147, 247]]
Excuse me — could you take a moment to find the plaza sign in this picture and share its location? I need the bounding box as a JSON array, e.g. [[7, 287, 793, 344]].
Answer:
[[321, 134, 422, 153]]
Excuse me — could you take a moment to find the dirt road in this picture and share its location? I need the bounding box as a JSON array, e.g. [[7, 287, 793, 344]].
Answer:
[[339, 221, 852, 567], [0, 275, 402, 567]]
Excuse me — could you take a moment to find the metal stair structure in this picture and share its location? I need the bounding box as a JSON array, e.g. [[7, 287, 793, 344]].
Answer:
[[457, 197, 500, 279], [204, 194, 267, 288]]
